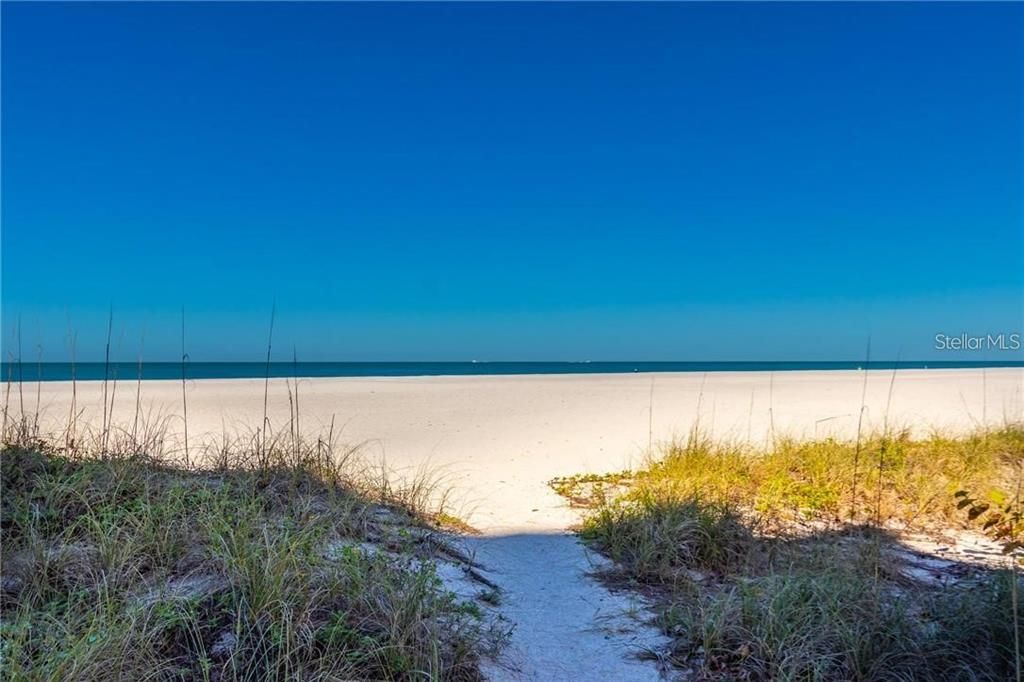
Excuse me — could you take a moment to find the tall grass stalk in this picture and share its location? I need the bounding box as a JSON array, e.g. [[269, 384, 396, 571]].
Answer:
[[33, 343, 41, 436], [2, 355, 10, 438], [180, 307, 189, 467], [17, 319, 25, 424], [983, 366, 989, 428], [132, 334, 144, 442], [107, 335, 120, 451], [101, 306, 112, 450], [875, 359, 899, 529], [66, 329, 77, 449], [647, 376, 654, 454], [746, 389, 755, 443], [261, 302, 276, 460], [1014, 461, 1022, 682], [293, 346, 300, 458], [851, 338, 871, 521], [689, 373, 707, 452]]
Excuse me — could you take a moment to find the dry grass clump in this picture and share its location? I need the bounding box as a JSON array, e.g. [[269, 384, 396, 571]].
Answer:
[[0, 422, 494, 681], [556, 426, 1024, 533], [665, 554, 1022, 680], [581, 494, 753, 583], [555, 426, 1024, 680]]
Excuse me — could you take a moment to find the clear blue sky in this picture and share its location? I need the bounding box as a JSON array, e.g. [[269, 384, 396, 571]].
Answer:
[[2, 2, 1021, 361]]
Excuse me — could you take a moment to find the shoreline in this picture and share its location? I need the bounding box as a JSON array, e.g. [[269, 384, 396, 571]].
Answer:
[[9, 364, 1024, 389], [5, 361, 1023, 383]]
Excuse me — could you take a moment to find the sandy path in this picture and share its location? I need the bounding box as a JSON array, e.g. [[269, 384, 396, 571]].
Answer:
[[18, 368, 1023, 679], [467, 532, 667, 681]]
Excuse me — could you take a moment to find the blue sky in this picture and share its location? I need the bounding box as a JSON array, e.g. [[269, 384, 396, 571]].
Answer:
[[2, 2, 1021, 361]]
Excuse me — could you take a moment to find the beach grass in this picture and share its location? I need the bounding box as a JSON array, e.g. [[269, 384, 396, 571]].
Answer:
[[555, 427, 1024, 533], [554, 426, 1024, 679], [661, 551, 1021, 680], [0, 418, 498, 681]]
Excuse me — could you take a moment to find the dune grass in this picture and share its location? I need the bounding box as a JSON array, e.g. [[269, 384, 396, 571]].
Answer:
[[554, 426, 1024, 680], [553, 426, 1024, 543], [663, 554, 1022, 680], [0, 417, 497, 681]]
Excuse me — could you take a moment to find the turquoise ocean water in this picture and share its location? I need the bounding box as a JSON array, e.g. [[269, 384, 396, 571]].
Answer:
[[2, 361, 1021, 382]]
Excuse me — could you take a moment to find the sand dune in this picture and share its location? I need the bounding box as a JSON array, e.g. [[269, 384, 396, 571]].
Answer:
[[17, 368, 1023, 680]]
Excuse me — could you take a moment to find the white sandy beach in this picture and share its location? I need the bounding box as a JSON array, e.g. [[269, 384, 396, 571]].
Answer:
[[17, 368, 1024, 680], [24, 368, 1023, 531]]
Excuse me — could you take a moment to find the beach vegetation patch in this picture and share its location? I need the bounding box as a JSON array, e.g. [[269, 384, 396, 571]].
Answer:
[[0, 425, 500, 680], [556, 426, 1024, 679]]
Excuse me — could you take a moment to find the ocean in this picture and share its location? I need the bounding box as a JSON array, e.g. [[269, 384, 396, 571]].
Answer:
[[1, 361, 1021, 382]]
